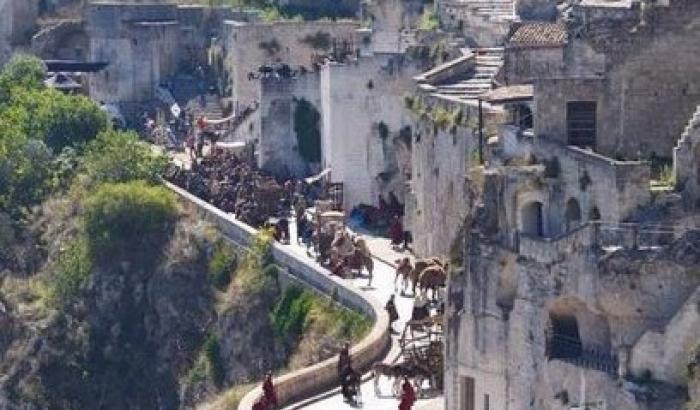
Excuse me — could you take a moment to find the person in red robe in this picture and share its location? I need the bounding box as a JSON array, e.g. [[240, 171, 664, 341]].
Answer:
[[389, 216, 403, 247], [399, 377, 416, 410], [262, 372, 278, 409]]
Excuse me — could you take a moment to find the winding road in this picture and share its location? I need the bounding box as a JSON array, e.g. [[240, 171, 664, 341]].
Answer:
[[280, 221, 445, 410]]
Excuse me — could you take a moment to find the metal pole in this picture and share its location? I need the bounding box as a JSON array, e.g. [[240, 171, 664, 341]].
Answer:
[[478, 98, 484, 164]]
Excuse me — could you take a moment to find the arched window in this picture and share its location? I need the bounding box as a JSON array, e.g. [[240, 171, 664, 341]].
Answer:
[[521, 201, 544, 237], [589, 206, 601, 221], [565, 198, 582, 231]]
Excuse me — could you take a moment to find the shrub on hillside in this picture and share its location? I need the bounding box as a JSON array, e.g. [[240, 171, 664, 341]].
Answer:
[[48, 239, 92, 306], [0, 54, 46, 101], [83, 181, 178, 264], [209, 241, 238, 290], [81, 130, 167, 187]]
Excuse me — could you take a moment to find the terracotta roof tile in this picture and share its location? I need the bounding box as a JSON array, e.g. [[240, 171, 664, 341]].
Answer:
[[509, 23, 568, 48]]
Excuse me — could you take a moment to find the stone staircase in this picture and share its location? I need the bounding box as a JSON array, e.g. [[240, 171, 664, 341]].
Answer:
[[678, 105, 700, 146], [433, 47, 504, 99]]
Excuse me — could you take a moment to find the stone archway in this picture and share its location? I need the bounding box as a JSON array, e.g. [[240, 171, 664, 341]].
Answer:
[[565, 198, 582, 231], [521, 201, 544, 237]]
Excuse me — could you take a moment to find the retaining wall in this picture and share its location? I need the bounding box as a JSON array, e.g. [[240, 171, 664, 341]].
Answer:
[[164, 182, 390, 409]]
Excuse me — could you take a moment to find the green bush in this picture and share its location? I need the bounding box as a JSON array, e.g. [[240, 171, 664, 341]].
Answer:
[[209, 242, 237, 290], [83, 181, 178, 264], [81, 130, 167, 188], [0, 137, 52, 216], [48, 239, 92, 305], [1, 88, 108, 152], [271, 286, 313, 343], [0, 54, 46, 102], [203, 333, 225, 387]]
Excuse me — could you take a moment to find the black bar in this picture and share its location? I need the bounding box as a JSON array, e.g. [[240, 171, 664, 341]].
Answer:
[[478, 98, 484, 165]]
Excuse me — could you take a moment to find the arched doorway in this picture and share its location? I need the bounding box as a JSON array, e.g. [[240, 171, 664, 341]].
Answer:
[[521, 201, 544, 237], [565, 198, 582, 231], [547, 312, 582, 360]]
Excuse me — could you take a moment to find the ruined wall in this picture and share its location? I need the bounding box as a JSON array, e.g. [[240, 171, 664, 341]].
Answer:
[[673, 105, 700, 204], [366, 0, 425, 52], [320, 54, 418, 212], [223, 20, 359, 109], [31, 20, 88, 60], [87, 3, 180, 103], [258, 73, 321, 177]]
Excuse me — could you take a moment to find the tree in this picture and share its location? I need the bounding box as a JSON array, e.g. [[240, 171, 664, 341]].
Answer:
[[0, 88, 109, 152], [81, 130, 167, 188], [0, 54, 47, 103], [0, 136, 52, 216]]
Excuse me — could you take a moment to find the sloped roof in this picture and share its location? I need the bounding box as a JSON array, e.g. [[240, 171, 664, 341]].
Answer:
[[509, 23, 568, 48], [481, 84, 534, 103]]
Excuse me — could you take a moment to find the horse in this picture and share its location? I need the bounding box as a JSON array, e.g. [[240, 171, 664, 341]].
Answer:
[[409, 258, 444, 295], [371, 362, 404, 397], [417, 263, 448, 300], [333, 249, 374, 281], [371, 362, 433, 398]]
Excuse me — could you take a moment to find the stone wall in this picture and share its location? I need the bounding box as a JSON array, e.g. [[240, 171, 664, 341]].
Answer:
[[629, 287, 700, 385], [320, 54, 418, 211], [406, 98, 497, 258], [445, 231, 700, 410], [258, 73, 321, 177], [86, 3, 180, 103], [31, 20, 88, 60], [223, 20, 359, 109], [503, 45, 563, 85], [673, 105, 700, 204]]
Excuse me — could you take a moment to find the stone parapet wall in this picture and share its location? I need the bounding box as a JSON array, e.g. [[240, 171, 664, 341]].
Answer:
[[162, 182, 390, 409], [518, 223, 593, 264]]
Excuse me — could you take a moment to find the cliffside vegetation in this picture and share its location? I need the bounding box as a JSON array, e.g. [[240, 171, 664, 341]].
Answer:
[[0, 54, 370, 410]]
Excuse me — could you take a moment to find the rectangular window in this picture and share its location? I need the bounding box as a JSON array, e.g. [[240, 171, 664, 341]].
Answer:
[[567, 101, 597, 149], [484, 394, 490, 410], [460, 377, 475, 410]]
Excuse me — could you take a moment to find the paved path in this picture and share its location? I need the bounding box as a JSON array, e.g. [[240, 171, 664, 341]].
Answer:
[[278, 218, 444, 410]]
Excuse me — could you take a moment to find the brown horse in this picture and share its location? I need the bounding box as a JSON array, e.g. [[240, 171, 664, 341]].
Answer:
[[336, 249, 374, 282], [417, 263, 448, 300], [409, 258, 444, 295]]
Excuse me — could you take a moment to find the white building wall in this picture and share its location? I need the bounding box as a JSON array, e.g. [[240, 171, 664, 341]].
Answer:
[[320, 54, 418, 212]]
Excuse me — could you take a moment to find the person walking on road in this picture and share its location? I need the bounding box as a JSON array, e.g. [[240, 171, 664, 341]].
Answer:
[[399, 377, 416, 410], [385, 294, 399, 334]]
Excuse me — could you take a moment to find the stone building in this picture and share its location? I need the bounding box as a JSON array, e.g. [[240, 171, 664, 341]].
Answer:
[[531, 0, 700, 160], [441, 2, 700, 409], [222, 20, 360, 110]]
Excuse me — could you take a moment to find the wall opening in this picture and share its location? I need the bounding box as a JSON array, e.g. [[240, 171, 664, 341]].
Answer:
[[460, 376, 475, 410], [589, 206, 601, 221], [521, 201, 544, 237], [547, 312, 582, 360], [565, 198, 582, 231], [567, 101, 597, 149]]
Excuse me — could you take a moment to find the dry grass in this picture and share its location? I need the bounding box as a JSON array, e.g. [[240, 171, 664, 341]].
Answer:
[[196, 382, 256, 410]]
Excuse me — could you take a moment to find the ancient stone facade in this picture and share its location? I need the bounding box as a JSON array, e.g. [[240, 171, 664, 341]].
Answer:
[[532, 0, 700, 160], [86, 3, 180, 104], [222, 20, 359, 110]]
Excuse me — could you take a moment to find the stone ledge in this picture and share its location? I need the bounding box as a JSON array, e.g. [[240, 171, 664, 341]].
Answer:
[[163, 182, 391, 409]]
